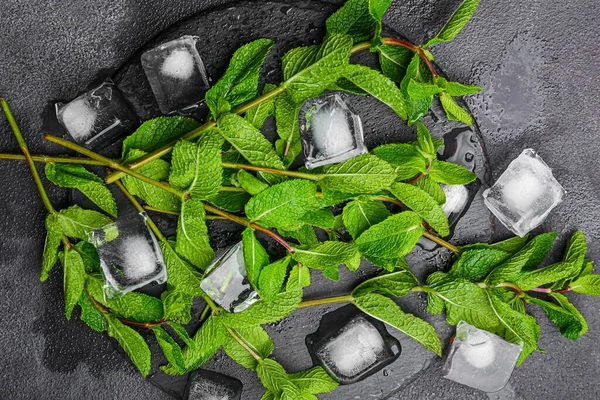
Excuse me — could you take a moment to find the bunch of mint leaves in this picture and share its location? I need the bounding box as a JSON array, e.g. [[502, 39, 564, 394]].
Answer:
[[1, 0, 598, 398]]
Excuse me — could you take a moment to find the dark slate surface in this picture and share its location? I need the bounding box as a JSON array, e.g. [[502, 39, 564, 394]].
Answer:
[[0, 0, 599, 399]]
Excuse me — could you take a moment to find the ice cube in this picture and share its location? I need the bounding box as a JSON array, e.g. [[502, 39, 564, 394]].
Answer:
[[185, 369, 243, 400], [200, 242, 259, 313], [306, 305, 401, 384], [141, 35, 209, 114], [443, 321, 522, 393], [482, 149, 565, 237], [299, 93, 367, 169], [56, 80, 139, 149], [441, 184, 469, 218], [89, 212, 167, 296]]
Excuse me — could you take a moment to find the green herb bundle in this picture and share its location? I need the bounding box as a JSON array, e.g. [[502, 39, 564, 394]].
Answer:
[[1, 0, 597, 398]]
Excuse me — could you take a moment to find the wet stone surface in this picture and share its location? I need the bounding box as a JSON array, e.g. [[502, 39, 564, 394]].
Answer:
[[1, 0, 600, 399]]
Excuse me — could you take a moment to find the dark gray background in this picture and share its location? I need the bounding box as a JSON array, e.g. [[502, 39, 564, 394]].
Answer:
[[1, 0, 599, 399]]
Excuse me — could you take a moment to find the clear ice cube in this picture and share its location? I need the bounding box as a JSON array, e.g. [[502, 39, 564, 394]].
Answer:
[[299, 93, 367, 169], [306, 305, 401, 384], [200, 242, 259, 313], [482, 149, 565, 237], [141, 35, 210, 114], [185, 369, 243, 400], [443, 321, 522, 393], [442, 184, 469, 219], [56, 79, 139, 149], [89, 212, 166, 296]]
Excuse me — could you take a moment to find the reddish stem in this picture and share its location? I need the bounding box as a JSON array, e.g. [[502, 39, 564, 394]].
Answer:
[[555, 287, 571, 294], [381, 38, 438, 79], [407, 159, 433, 185], [529, 287, 552, 294], [86, 289, 165, 329]]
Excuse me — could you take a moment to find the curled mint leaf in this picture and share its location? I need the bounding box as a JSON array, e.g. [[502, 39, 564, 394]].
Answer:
[[41, 230, 62, 282], [428, 159, 477, 185], [242, 227, 270, 289], [439, 93, 473, 125], [246, 83, 277, 129], [422, 0, 479, 47], [63, 248, 85, 320]]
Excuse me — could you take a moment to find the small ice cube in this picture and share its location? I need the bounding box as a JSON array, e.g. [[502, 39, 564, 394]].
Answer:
[[306, 305, 401, 384], [299, 93, 367, 169], [443, 321, 522, 393], [482, 149, 565, 237], [200, 242, 259, 313], [141, 35, 210, 114], [441, 184, 469, 217], [185, 369, 243, 400], [56, 80, 139, 149], [89, 212, 166, 296]]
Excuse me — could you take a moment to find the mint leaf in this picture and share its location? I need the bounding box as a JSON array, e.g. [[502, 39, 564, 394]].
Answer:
[[206, 190, 251, 212], [222, 289, 302, 329], [274, 92, 302, 167], [407, 79, 442, 101], [161, 289, 193, 324], [352, 269, 418, 297], [570, 275, 600, 296], [368, 0, 393, 48], [515, 261, 580, 291], [217, 113, 285, 170], [46, 205, 112, 240], [439, 93, 472, 125], [45, 163, 117, 216], [41, 230, 62, 281], [428, 159, 477, 185], [77, 292, 108, 332], [289, 366, 338, 394], [257, 358, 290, 394], [63, 248, 85, 319], [423, 0, 479, 47], [122, 116, 200, 159], [280, 225, 319, 247], [354, 292, 441, 355], [390, 182, 450, 237], [485, 245, 537, 285], [153, 326, 186, 374], [371, 142, 428, 180], [75, 241, 100, 273], [282, 34, 353, 104], [528, 295, 588, 340], [378, 45, 413, 83], [563, 231, 587, 269], [414, 176, 446, 205], [430, 279, 499, 327], [401, 54, 433, 125], [415, 122, 436, 155], [246, 83, 277, 129], [175, 199, 213, 270], [169, 140, 198, 191], [236, 170, 269, 195], [245, 180, 319, 230], [325, 0, 376, 43], [222, 325, 274, 370], [206, 39, 274, 119], [242, 228, 270, 289], [426, 292, 445, 314], [441, 80, 482, 96], [319, 154, 396, 194], [342, 200, 391, 239], [258, 256, 290, 300], [281, 45, 320, 81], [450, 246, 510, 281], [292, 241, 360, 273], [578, 259, 594, 279], [159, 241, 203, 297], [298, 209, 333, 231], [355, 211, 425, 264], [517, 232, 557, 271], [342, 64, 407, 120], [490, 235, 529, 254], [105, 314, 152, 376], [287, 264, 311, 290]]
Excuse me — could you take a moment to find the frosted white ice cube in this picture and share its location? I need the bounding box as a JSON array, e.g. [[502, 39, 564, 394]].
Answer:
[[443, 321, 522, 393], [56, 80, 139, 148], [141, 35, 209, 114], [89, 212, 167, 297], [299, 93, 367, 169], [200, 242, 259, 313], [185, 369, 243, 400], [441, 184, 469, 217], [482, 149, 565, 237]]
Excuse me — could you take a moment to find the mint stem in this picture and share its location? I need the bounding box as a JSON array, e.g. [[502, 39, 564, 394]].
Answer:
[[407, 159, 433, 185], [225, 326, 262, 361], [0, 152, 106, 165], [297, 294, 354, 309], [143, 205, 227, 221], [221, 161, 318, 181], [528, 287, 552, 294]]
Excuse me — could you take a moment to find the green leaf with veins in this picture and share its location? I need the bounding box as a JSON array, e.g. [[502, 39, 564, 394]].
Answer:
[[354, 292, 442, 355], [407, 79, 442, 101], [77, 292, 108, 332], [300, 208, 335, 229], [41, 230, 62, 281], [289, 366, 338, 395], [342, 200, 391, 239], [45, 205, 112, 240], [562, 231, 587, 269], [342, 64, 407, 120], [222, 325, 274, 370], [325, 0, 376, 43], [450, 246, 510, 281], [63, 249, 86, 320], [122, 116, 200, 159], [246, 83, 277, 129], [439, 93, 473, 125], [153, 326, 186, 374], [423, 0, 479, 47], [355, 211, 425, 263], [485, 244, 537, 285], [319, 154, 397, 194], [489, 235, 529, 254], [390, 182, 449, 237], [236, 170, 268, 195], [206, 190, 251, 212], [439, 80, 482, 96], [415, 122, 436, 156], [274, 92, 302, 167], [414, 176, 446, 205], [371, 142, 428, 180], [426, 292, 445, 314], [292, 241, 360, 273], [512, 232, 556, 272], [45, 163, 117, 216], [259, 256, 291, 300], [515, 261, 580, 291], [282, 34, 353, 104], [577, 259, 594, 279], [569, 275, 600, 296], [175, 199, 214, 270], [245, 180, 319, 230], [161, 289, 193, 324], [105, 314, 152, 377], [368, 0, 393, 48], [242, 228, 270, 290], [257, 358, 292, 394], [75, 241, 100, 273], [527, 295, 588, 340], [222, 289, 302, 329], [352, 269, 418, 297], [428, 159, 477, 185], [378, 44, 414, 83], [159, 241, 203, 297], [401, 54, 433, 125], [206, 39, 274, 119]]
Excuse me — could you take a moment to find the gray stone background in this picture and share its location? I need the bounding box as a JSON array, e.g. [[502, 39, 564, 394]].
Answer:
[[0, 0, 599, 399]]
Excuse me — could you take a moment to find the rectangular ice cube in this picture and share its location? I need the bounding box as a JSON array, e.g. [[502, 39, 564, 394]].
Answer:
[[306, 305, 401, 384], [443, 321, 522, 393], [299, 93, 367, 169], [89, 212, 167, 296], [185, 369, 243, 400], [141, 35, 210, 114], [200, 242, 259, 313], [56, 79, 139, 149], [482, 149, 565, 237]]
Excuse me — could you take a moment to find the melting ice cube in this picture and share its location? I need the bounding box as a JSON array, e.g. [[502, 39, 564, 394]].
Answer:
[[141, 35, 209, 114], [185, 369, 243, 400], [299, 93, 367, 169], [442, 184, 469, 219], [443, 321, 522, 393], [89, 212, 166, 296], [306, 304, 401, 384], [200, 242, 259, 313], [56, 80, 139, 149], [482, 149, 565, 237]]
